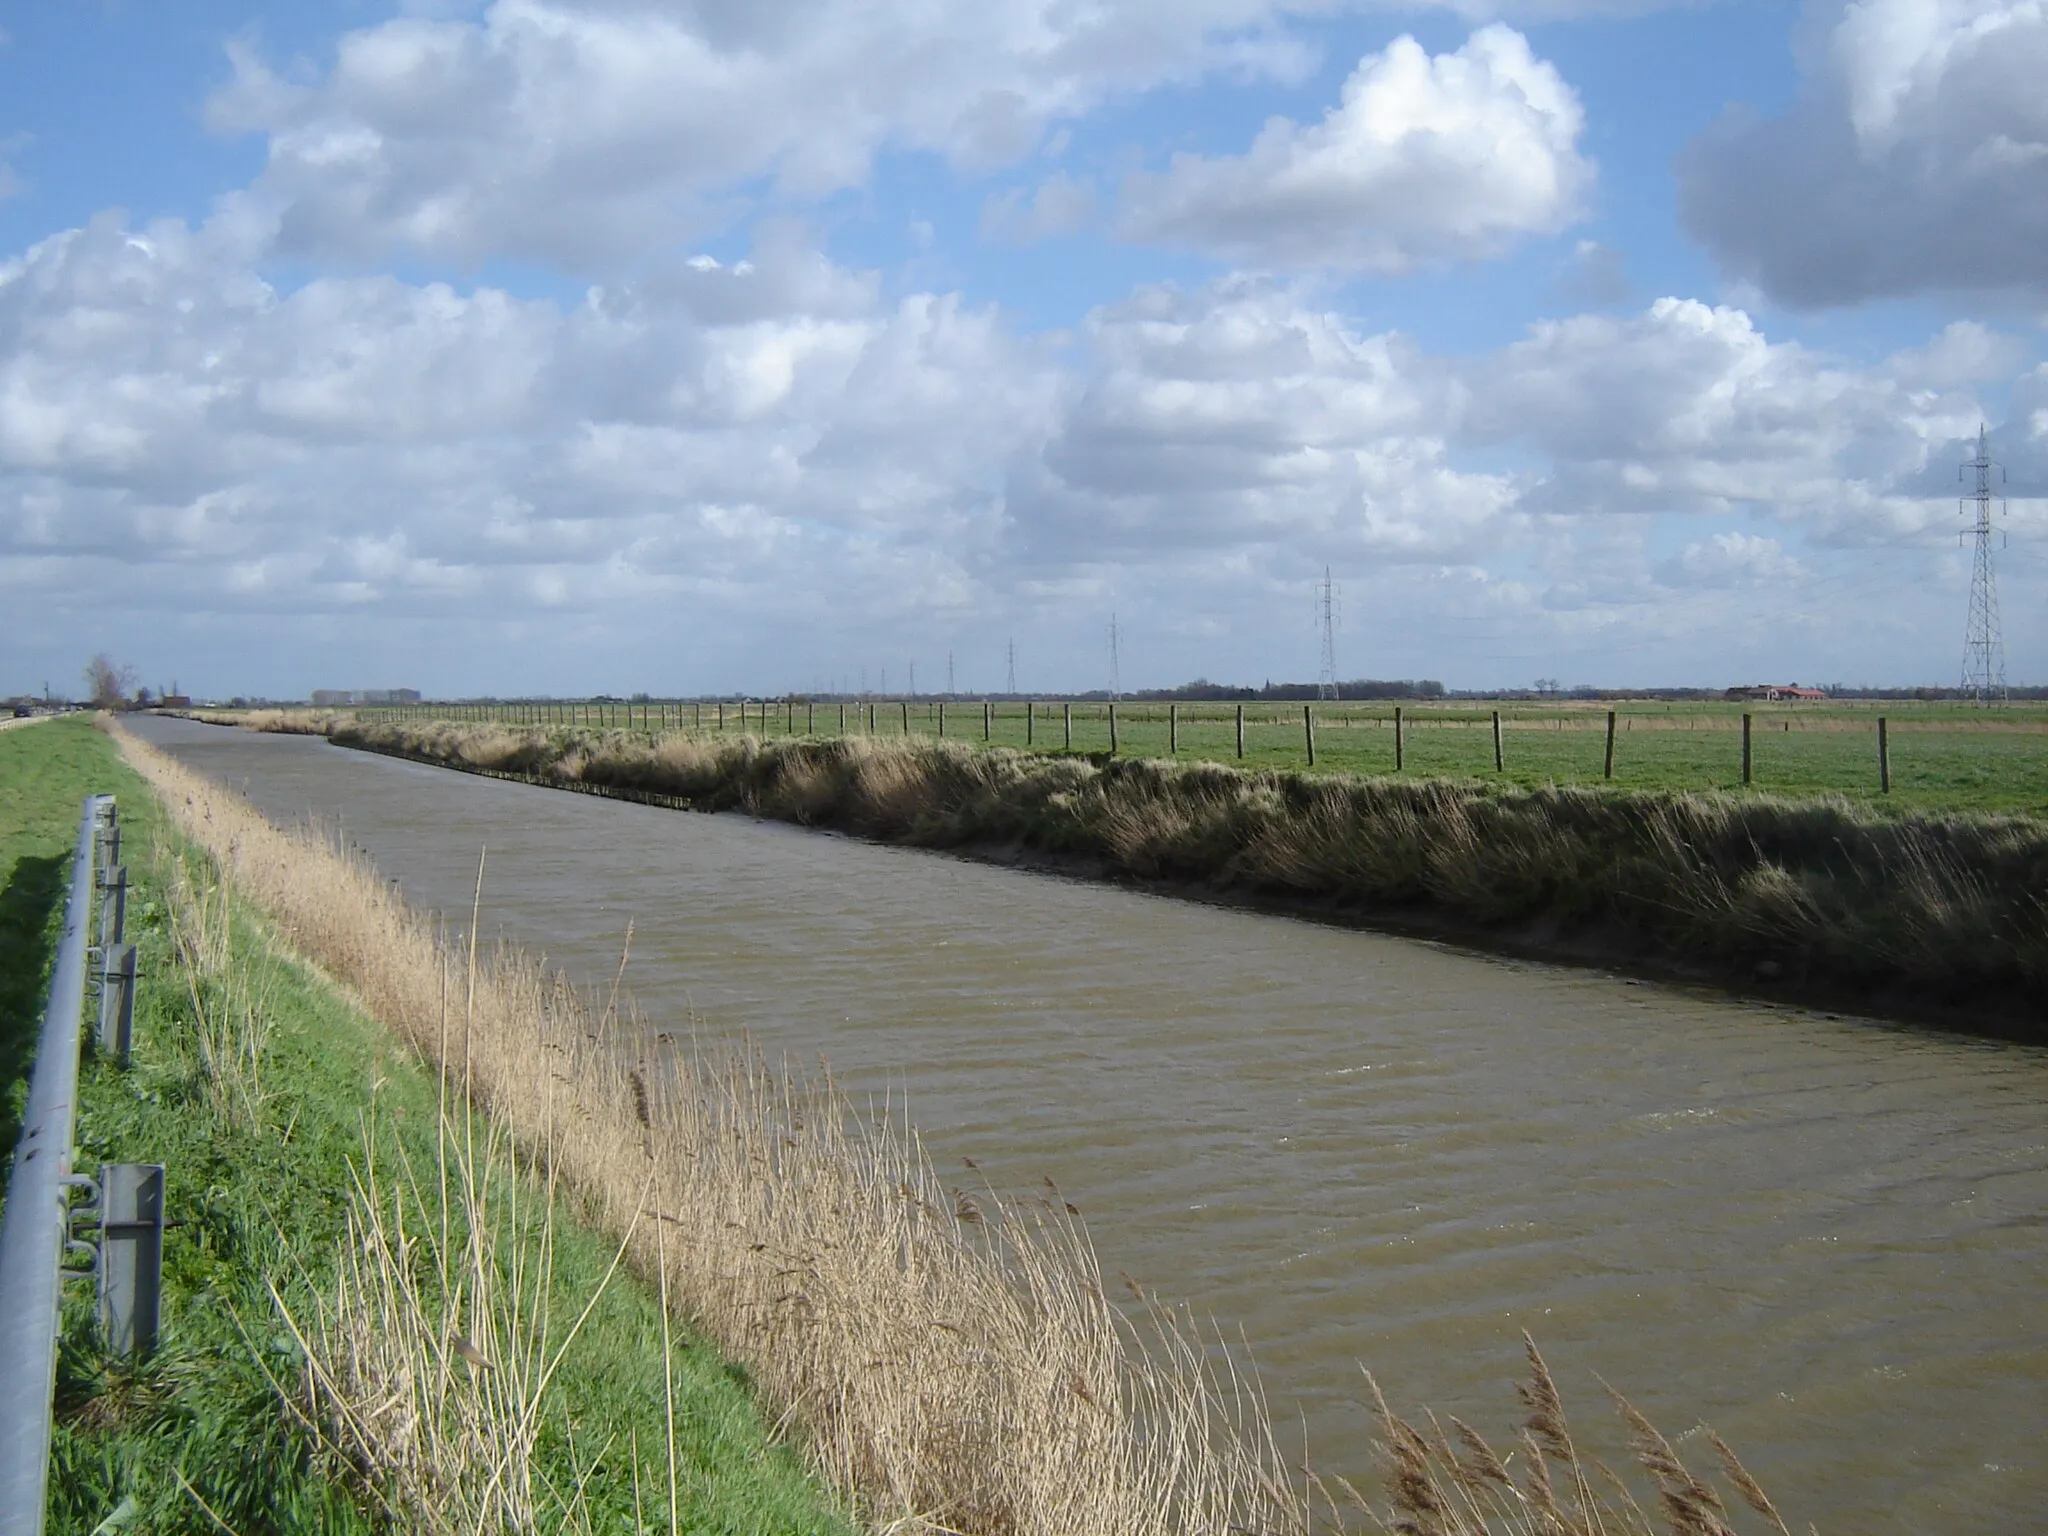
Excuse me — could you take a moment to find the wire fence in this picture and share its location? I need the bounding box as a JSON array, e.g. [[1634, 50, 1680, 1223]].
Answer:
[[349, 698, 2048, 815]]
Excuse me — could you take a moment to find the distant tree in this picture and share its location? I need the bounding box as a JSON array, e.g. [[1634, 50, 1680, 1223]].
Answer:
[[82, 653, 137, 709]]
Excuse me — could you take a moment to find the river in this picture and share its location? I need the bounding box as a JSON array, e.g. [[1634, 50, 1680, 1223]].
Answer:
[[128, 715, 2048, 1533]]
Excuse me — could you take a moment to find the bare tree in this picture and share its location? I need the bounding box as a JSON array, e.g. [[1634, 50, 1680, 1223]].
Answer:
[[82, 653, 137, 709]]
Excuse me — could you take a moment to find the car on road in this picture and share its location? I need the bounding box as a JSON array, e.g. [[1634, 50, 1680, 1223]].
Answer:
[[11, 704, 32, 718]]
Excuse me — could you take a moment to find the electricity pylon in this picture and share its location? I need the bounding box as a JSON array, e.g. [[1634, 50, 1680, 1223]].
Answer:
[[1959, 424, 2007, 705], [1317, 566, 1340, 700]]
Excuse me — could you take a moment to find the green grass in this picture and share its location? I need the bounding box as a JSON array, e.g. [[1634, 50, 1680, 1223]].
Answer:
[[348, 699, 2048, 816], [1, 721, 108, 1188], [3, 719, 855, 1535]]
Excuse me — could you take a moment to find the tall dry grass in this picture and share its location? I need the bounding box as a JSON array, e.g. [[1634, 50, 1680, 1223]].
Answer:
[[113, 722, 1803, 1535], [272, 1090, 654, 1532], [330, 719, 2048, 1023], [180, 707, 347, 734], [160, 836, 279, 1131]]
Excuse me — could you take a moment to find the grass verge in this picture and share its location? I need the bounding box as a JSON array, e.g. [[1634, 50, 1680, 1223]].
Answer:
[[309, 718, 2048, 1040], [3, 716, 853, 1533]]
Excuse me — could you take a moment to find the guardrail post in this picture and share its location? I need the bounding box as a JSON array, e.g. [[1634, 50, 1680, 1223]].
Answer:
[[98, 944, 136, 1065], [99, 1165, 165, 1359], [98, 864, 126, 948]]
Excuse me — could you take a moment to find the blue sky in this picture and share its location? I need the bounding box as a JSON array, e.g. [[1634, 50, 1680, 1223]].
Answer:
[[3, 0, 2045, 700]]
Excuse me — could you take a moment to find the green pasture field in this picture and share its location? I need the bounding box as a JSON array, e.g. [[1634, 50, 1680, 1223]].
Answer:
[[359, 697, 2048, 817]]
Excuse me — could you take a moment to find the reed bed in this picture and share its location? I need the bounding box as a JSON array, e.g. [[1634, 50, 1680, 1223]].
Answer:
[[274, 1093, 655, 1532], [113, 722, 1803, 1534], [328, 719, 2047, 1027]]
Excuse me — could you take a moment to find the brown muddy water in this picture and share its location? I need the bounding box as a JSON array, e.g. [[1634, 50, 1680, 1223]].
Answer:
[[130, 716, 2048, 1533]]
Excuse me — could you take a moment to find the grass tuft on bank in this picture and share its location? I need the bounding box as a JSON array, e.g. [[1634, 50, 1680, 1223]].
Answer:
[[4, 716, 853, 1534], [320, 718, 2048, 1037]]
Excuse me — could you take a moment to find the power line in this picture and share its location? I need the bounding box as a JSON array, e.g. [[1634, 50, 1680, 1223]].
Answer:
[[1960, 424, 2008, 704]]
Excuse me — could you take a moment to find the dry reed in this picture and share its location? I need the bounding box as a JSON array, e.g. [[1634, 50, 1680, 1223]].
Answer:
[[160, 836, 278, 1131], [270, 1090, 654, 1532], [112, 722, 1805, 1535], [327, 719, 2048, 1023]]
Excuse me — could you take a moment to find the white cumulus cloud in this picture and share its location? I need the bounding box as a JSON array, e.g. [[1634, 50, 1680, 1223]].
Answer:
[[1117, 26, 1591, 272], [1679, 0, 2048, 306], [206, 0, 1327, 273]]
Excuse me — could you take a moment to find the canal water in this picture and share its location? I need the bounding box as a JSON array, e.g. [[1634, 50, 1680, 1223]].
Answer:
[[129, 716, 2048, 1533]]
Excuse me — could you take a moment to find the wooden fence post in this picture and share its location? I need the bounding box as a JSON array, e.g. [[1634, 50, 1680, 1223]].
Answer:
[[838, 702, 846, 733], [1169, 703, 1179, 755], [984, 700, 992, 742], [717, 701, 725, 730], [1108, 703, 1118, 755], [938, 701, 946, 737], [1878, 716, 1890, 794], [901, 700, 910, 735], [1742, 713, 1753, 785], [1492, 710, 1504, 772], [1394, 707, 1404, 771], [1303, 704, 1315, 766], [1235, 704, 1245, 759], [869, 702, 877, 733], [1603, 710, 1617, 780], [1064, 703, 1072, 750], [1027, 702, 1034, 747]]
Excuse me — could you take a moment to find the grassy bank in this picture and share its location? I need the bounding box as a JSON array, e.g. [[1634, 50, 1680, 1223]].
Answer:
[[311, 717, 2048, 1038], [299, 695, 2048, 815], [3, 718, 855, 1533]]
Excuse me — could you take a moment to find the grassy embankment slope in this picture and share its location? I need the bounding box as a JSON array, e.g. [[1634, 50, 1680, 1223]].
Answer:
[[324, 696, 2048, 816], [307, 716, 2048, 1039], [1, 717, 854, 1533]]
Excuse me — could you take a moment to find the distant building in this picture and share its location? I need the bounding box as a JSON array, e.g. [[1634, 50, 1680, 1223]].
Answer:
[[1724, 684, 1828, 702], [157, 694, 193, 709], [311, 687, 423, 706]]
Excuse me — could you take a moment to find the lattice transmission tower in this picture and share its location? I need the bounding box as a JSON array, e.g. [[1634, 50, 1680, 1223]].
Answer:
[[1006, 638, 1017, 696], [1316, 565, 1340, 700], [1108, 613, 1122, 700], [1959, 424, 2008, 705]]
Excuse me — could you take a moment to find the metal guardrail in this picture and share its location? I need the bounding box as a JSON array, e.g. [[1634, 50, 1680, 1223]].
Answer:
[[0, 795, 115, 1536]]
